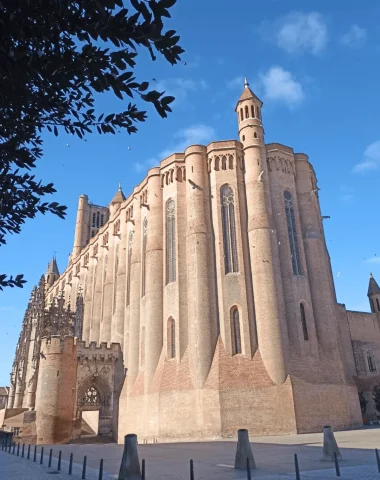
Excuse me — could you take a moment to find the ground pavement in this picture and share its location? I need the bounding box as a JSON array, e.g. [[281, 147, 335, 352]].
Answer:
[[2, 427, 380, 479]]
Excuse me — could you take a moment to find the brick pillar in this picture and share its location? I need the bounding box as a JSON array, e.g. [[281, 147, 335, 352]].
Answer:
[[127, 196, 141, 387], [82, 259, 95, 343], [100, 236, 115, 343], [111, 225, 127, 348], [238, 96, 289, 385], [295, 155, 339, 355], [144, 173, 163, 388], [90, 255, 103, 342], [185, 145, 218, 388]]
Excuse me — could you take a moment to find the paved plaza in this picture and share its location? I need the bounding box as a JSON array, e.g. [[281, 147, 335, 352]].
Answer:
[[3, 427, 380, 479]]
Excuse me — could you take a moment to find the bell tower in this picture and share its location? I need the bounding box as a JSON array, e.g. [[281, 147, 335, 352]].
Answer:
[[45, 256, 59, 288], [368, 273, 380, 314], [235, 79, 289, 385]]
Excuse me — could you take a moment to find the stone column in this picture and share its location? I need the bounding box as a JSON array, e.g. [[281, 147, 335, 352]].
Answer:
[[72, 195, 90, 258], [185, 145, 218, 388], [100, 235, 115, 343], [295, 155, 339, 355], [82, 259, 95, 343], [144, 173, 163, 388], [13, 363, 24, 408], [127, 196, 141, 387], [7, 369, 16, 409], [240, 118, 289, 385], [111, 226, 126, 348], [90, 256, 103, 343]]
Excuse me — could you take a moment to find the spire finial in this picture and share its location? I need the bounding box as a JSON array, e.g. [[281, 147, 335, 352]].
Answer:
[[370, 272, 373, 278], [118, 181, 122, 191], [244, 77, 249, 88]]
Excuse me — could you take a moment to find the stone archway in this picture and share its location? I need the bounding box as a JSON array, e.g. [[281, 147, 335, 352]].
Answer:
[[76, 373, 113, 437]]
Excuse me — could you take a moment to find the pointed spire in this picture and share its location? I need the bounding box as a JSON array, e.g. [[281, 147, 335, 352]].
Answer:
[[368, 273, 380, 296], [46, 257, 59, 276], [110, 182, 126, 205], [235, 77, 262, 110]]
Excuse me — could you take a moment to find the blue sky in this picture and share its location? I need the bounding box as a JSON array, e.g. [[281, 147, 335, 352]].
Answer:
[[1, 0, 380, 385]]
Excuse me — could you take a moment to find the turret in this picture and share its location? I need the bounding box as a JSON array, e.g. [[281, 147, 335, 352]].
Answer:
[[73, 194, 90, 258], [45, 256, 60, 288], [236, 79, 289, 385], [35, 336, 78, 444], [109, 182, 126, 217], [368, 273, 380, 314]]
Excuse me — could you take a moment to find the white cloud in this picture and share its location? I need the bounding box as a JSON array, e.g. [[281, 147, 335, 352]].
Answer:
[[353, 140, 380, 173], [275, 12, 328, 55], [226, 76, 244, 89], [155, 78, 208, 105], [259, 66, 304, 108], [340, 25, 367, 48], [366, 257, 380, 264], [135, 124, 216, 173]]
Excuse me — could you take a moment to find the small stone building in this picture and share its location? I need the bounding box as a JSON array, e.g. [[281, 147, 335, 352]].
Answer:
[[5, 81, 380, 444]]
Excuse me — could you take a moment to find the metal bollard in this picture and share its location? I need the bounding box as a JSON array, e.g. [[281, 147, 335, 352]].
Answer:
[[48, 449, 52, 468], [33, 445, 37, 462], [8, 442, 11, 454], [17, 442, 20, 456], [69, 453, 73, 475], [98, 458, 103, 480], [82, 455, 87, 479], [376, 449, 380, 473], [190, 459, 194, 480], [12, 443, 15, 454], [27, 444, 30, 459], [294, 454, 301, 480], [58, 450, 62, 471], [40, 446, 44, 465], [142, 459, 145, 480], [334, 451, 341, 477], [247, 458, 252, 480], [22, 444, 25, 458]]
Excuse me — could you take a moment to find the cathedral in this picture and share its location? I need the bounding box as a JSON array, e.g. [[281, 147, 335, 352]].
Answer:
[[5, 81, 380, 445]]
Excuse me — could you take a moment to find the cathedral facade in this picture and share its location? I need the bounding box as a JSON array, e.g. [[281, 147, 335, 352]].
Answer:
[[6, 82, 380, 444]]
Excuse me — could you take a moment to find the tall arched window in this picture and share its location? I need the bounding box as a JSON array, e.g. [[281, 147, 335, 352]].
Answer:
[[231, 308, 242, 355], [284, 191, 302, 275], [92, 213, 96, 227], [167, 317, 176, 359], [126, 231, 133, 306], [166, 199, 176, 284], [141, 218, 147, 297], [368, 350, 377, 373], [221, 185, 239, 273], [300, 303, 308, 341], [96, 211, 100, 228], [377, 299, 380, 311], [245, 105, 249, 119]]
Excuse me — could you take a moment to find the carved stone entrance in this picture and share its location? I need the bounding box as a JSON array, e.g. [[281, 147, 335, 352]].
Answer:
[[73, 341, 124, 441]]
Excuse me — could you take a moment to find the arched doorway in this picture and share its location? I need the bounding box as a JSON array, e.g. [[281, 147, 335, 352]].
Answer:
[[75, 373, 113, 439]]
